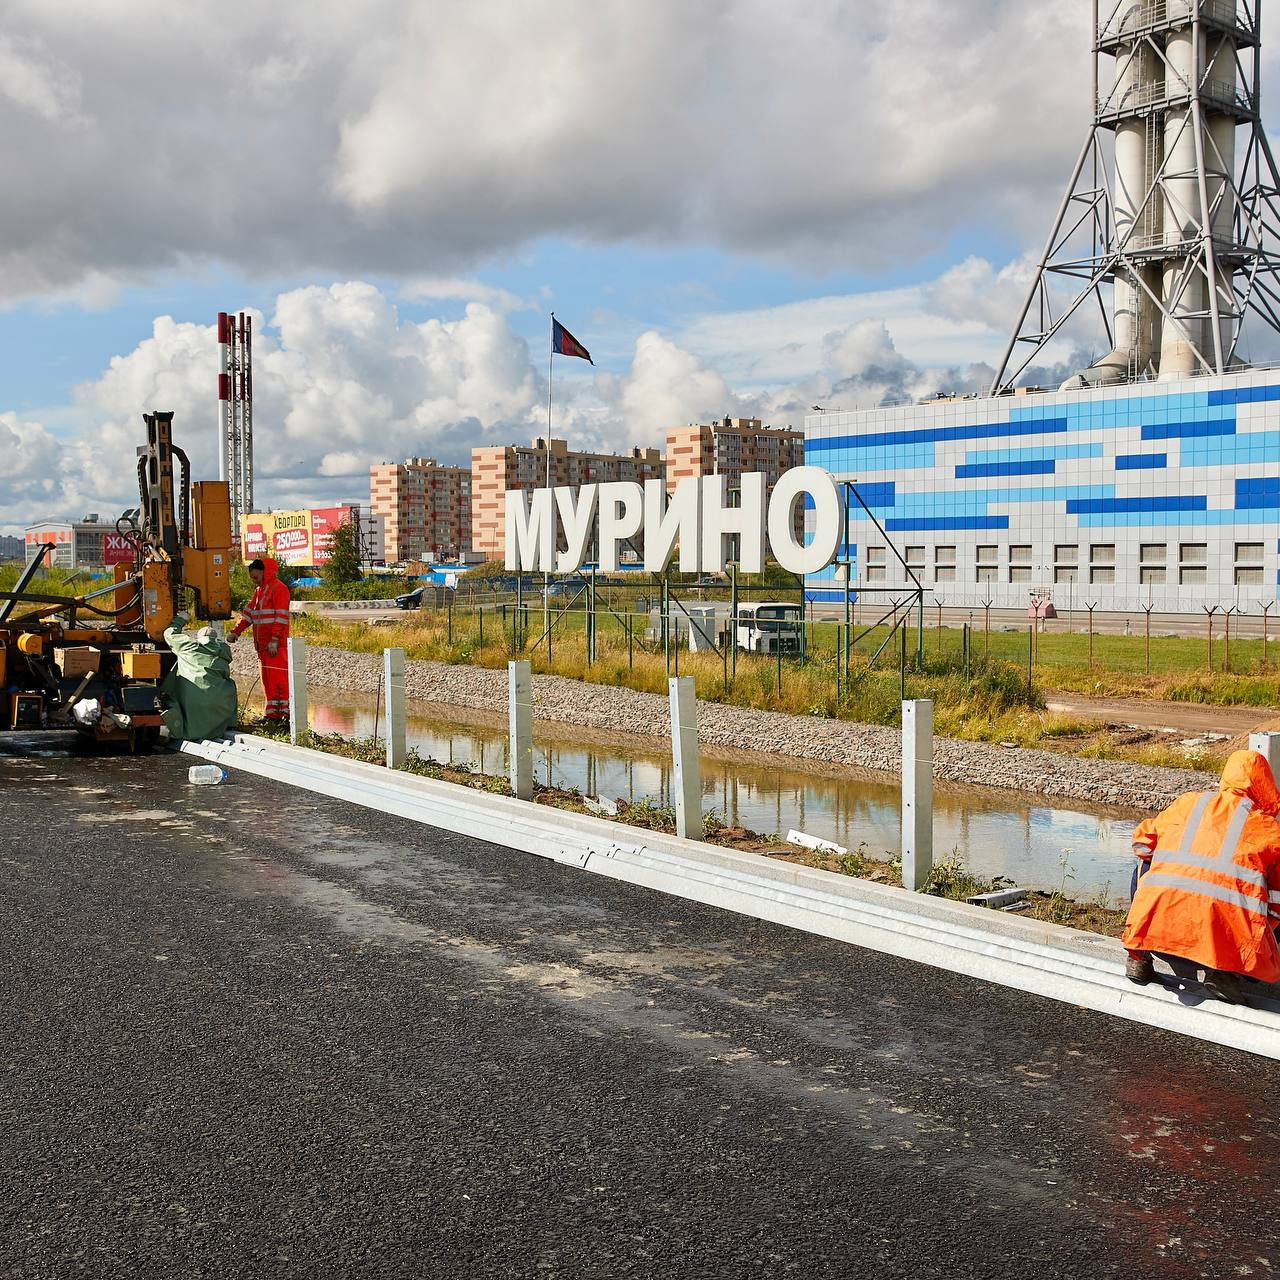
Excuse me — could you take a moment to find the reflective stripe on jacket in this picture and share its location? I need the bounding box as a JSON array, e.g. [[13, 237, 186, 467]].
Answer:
[[1122, 750, 1280, 981], [232, 557, 291, 650]]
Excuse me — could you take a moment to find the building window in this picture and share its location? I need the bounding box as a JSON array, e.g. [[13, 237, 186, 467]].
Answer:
[[1178, 543, 1208, 586], [1139, 543, 1166, 566], [935, 545, 956, 584], [976, 544, 998, 584], [1235, 542, 1264, 587], [1054, 566, 1078, 583], [905, 545, 926, 577], [1140, 566, 1167, 586], [1008, 544, 1032, 583], [865, 544, 886, 583], [1090, 543, 1115, 566], [1054, 544, 1078, 564], [1090, 566, 1116, 584]]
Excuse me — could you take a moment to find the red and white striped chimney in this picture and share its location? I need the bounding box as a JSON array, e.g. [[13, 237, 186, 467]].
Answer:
[[217, 311, 231, 485]]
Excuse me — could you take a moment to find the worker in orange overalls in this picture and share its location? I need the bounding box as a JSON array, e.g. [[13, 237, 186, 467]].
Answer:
[[1123, 749, 1280, 1003], [228, 557, 292, 722]]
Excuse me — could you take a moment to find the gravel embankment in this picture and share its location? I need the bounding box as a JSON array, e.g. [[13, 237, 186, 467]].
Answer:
[[231, 643, 1216, 812]]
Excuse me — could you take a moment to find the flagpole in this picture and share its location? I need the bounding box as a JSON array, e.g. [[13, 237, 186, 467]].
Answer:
[[545, 313, 554, 646]]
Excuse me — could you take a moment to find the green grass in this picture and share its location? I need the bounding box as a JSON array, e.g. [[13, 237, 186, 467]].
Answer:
[[0, 563, 113, 599], [288, 609, 1054, 738]]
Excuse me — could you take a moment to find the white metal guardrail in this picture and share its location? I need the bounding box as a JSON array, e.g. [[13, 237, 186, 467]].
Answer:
[[182, 732, 1280, 1059]]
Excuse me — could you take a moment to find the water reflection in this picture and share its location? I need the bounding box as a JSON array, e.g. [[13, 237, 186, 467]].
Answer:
[[265, 686, 1137, 904]]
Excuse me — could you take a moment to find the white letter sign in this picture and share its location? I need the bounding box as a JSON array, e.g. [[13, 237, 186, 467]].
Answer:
[[555, 484, 598, 573], [701, 473, 765, 574], [503, 466, 846, 578], [505, 488, 554, 572], [767, 466, 842, 575], [596, 482, 644, 572], [643, 477, 702, 573]]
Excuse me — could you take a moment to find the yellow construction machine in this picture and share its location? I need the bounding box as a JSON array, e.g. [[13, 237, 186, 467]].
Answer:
[[0, 412, 233, 750]]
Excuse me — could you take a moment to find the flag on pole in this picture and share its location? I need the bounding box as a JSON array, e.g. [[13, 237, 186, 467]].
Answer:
[[551, 317, 593, 364]]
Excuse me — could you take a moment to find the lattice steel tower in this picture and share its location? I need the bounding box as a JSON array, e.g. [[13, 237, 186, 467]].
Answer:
[[217, 311, 253, 536], [992, 1, 1280, 391]]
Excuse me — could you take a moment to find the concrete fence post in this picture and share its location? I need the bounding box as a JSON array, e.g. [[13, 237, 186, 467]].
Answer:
[[384, 647, 406, 770], [508, 660, 533, 801], [287, 637, 307, 746], [1249, 731, 1280, 780], [902, 699, 934, 891], [669, 676, 702, 839]]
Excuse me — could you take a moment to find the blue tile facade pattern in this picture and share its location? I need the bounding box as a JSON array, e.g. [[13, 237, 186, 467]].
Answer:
[[804, 371, 1280, 607], [1114, 453, 1167, 470]]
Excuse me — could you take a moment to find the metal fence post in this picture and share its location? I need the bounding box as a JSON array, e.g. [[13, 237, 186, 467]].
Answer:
[[901, 699, 934, 891], [508, 659, 533, 801], [1249, 731, 1280, 780], [669, 675, 702, 839], [286, 636, 307, 745], [384, 647, 406, 769]]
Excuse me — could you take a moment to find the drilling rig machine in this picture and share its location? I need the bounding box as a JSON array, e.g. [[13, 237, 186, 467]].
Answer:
[[0, 412, 234, 750]]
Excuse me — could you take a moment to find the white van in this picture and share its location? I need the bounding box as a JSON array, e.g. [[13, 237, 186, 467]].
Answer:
[[735, 601, 803, 654]]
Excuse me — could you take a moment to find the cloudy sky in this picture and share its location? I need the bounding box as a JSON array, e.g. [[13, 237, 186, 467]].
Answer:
[[4, 0, 1279, 535]]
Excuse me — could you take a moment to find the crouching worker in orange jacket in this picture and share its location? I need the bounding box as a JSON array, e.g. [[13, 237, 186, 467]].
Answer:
[[228, 557, 292, 722], [1123, 749, 1280, 1003]]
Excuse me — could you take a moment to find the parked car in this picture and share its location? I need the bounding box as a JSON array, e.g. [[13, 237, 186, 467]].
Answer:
[[393, 586, 424, 610]]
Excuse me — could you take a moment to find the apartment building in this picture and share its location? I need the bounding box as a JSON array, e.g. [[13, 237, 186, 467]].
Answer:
[[665, 417, 806, 542], [471, 437, 663, 560], [369, 457, 472, 563], [664, 417, 804, 490]]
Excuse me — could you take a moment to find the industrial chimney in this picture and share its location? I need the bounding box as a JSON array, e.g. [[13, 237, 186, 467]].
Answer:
[[993, 1, 1279, 393]]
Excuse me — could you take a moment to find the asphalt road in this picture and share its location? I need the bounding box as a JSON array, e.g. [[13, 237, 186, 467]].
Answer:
[[3, 735, 1279, 1279]]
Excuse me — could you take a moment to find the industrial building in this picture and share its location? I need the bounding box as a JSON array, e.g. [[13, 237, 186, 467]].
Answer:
[[804, 370, 1280, 609], [23, 516, 134, 571], [470, 437, 662, 561], [369, 457, 471, 563], [808, 1, 1280, 613]]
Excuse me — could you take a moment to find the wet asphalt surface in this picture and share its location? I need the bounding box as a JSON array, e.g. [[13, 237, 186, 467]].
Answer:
[[2, 736, 1279, 1279]]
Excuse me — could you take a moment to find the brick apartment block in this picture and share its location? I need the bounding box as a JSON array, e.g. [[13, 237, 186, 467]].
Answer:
[[665, 417, 805, 537], [369, 457, 472, 562]]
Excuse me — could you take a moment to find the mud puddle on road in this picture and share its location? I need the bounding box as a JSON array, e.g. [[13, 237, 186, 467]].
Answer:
[[240, 683, 1138, 904]]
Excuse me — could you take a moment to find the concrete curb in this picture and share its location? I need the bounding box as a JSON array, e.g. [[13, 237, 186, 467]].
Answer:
[[182, 733, 1280, 1059]]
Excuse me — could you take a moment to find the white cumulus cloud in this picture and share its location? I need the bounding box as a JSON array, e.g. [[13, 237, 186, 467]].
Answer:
[[0, 0, 1109, 302]]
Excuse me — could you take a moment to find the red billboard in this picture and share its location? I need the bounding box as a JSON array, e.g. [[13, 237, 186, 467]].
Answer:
[[239, 506, 355, 566], [103, 533, 135, 565], [309, 507, 349, 560]]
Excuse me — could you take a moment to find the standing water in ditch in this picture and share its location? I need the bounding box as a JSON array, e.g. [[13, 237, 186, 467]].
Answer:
[[254, 684, 1140, 905]]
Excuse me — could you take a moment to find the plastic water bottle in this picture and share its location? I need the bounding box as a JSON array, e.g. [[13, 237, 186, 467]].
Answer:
[[188, 764, 226, 786]]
